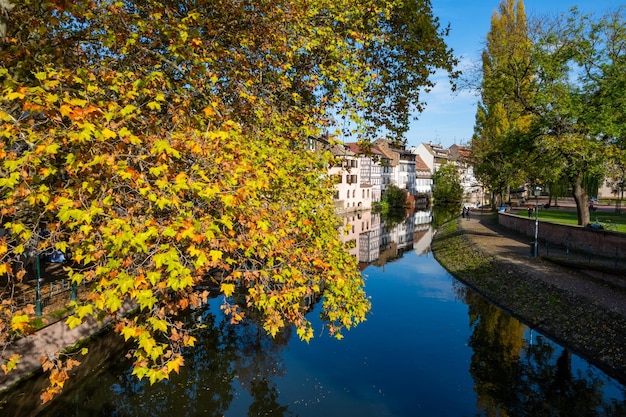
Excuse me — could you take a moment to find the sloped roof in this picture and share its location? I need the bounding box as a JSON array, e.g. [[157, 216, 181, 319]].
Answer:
[[414, 154, 430, 171], [329, 144, 356, 157], [449, 144, 471, 161]]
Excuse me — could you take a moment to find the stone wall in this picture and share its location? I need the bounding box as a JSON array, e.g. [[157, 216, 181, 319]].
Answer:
[[498, 212, 626, 259]]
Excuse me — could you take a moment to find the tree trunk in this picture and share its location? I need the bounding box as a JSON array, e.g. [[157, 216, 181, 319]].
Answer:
[[571, 174, 589, 225]]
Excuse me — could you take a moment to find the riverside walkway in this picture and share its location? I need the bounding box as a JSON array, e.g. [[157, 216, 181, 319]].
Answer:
[[451, 208, 626, 383], [0, 300, 135, 391], [458, 209, 626, 317]]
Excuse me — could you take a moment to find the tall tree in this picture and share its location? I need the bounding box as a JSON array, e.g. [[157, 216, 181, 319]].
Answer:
[[577, 6, 626, 213], [0, 0, 457, 401], [523, 8, 615, 225], [471, 0, 535, 208], [472, 3, 623, 225]]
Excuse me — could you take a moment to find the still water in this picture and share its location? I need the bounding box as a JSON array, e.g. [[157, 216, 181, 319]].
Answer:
[[7, 211, 626, 416]]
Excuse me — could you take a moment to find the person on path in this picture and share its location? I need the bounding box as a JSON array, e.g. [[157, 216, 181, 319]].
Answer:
[[466, 207, 471, 220]]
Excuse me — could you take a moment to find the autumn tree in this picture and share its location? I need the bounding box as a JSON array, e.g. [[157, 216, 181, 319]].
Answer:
[[471, 0, 537, 208], [0, 0, 457, 401], [473, 3, 624, 225]]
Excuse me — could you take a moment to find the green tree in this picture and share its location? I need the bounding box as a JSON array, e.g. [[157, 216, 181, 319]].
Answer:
[[576, 6, 626, 213], [472, 3, 623, 225], [522, 7, 615, 225], [381, 184, 408, 209], [471, 0, 535, 208], [432, 162, 463, 204], [0, 0, 457, 401]]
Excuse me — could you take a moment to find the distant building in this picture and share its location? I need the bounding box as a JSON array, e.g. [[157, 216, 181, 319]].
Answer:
[[372, 138, 417, 196], [414, 154, 432, 195], [408, 142, 450, 173], [328, 144, 363, 213], [449, 144, 481, 206], [344, 142, 381, 204]]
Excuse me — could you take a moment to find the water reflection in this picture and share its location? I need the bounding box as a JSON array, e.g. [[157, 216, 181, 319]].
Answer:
[[461, 288, 626, 416], [338, 208, 434, 268], [3, 208, 625, 416]]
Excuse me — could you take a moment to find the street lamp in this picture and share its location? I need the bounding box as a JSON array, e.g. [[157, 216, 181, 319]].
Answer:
[[534, 186, 542, 258], [35, 253, 42, 317]]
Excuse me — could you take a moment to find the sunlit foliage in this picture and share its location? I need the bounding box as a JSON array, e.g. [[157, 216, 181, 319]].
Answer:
[[0, 0, 457, 401]]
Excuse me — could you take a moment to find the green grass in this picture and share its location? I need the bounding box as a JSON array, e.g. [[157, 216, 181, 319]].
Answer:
[[531, 209, 626, 233]]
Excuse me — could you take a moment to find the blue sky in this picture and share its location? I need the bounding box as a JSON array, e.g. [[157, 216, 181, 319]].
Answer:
[[405, 0, 623, 149]]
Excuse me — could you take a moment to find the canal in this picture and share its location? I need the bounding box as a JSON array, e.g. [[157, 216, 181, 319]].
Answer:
[[4, 211, 626, 416]]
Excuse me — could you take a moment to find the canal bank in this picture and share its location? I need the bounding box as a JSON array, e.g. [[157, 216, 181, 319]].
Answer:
[[431, 210, 626, 384]]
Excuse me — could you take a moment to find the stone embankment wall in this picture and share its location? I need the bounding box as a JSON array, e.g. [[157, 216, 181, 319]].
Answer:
[[498, 213, 626, 259]]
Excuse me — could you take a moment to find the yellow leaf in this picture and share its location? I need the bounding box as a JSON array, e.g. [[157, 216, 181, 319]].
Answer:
[[45, 93, 59, 103], [209, 250, 222, 262], [147, 101, 161, 111], [59, 104, 72, 118], [120, 104, 137, 116], [69, 98, 87, 107], [6, 91, 25, 100], [221, 283, 235, 297], [185, 336, 196, 347], [1, 354, 21, 374], [102, 128, 117, 139], [132, 366, 148, 380], [166, 356, 184, 374], [11, 314, 30, 332], [65, 315, 82, 329], [45, 143, 60, 155]]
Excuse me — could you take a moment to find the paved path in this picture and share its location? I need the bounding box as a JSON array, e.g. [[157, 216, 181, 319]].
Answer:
[[458, 210, 626, 318], [0, 301, 135, 391]]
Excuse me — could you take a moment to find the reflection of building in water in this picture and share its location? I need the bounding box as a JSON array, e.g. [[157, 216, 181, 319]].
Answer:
[[340, 210, 435, 268], [413, 210, 434, 257], [389, 212, 415, 252], [374, 213, 415, 267], [339, 211, 377, 267], [359, 212, 380, 265]]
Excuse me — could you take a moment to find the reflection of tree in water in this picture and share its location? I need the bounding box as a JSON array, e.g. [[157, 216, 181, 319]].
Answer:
[[223, 310, 293, 417], [380, 206, 407, 229], [38, 303, 297, 417], [34, 309, 237, 417], [247, 377, 290, 417], [461, 288, 626, 416], [463, 288, 526, 414], [107, 310, 238, 417], [431, 203, 460, 229]]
